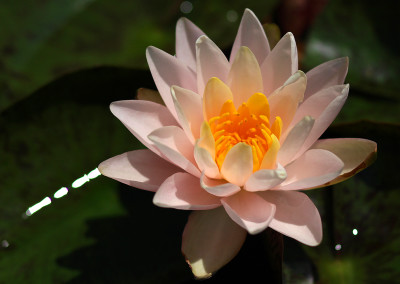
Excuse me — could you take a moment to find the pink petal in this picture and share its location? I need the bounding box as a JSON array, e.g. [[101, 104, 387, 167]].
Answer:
[[311, 138, 377, 185], [305, 57, 348, 100], [260, 190, 322, 246], [228, 46, 263, 107], [148, 126, 200, 177], [295, 85, 349, 156], [196, 35, 230, 96], [171, 86, 203, 142], [146, 46, 197, 120], [244, 167, 287, 192], [268, 71, 306, 135], [182, 208, 247, 278], [200, 173, 240, 197], [98, 149, 181, 191], [261, 32, 298, 96], [278, 116, 315, 166], [220, 143, 253, 186], [176, 17, 205, 72], [230, 9, 270, 65], [153, 172, 221, 210], [194, 145, 221, 179], [221, 191, 276, 234], [293, 84, 348, 126], [110, 100, 178, 155], [276, 149, 344, 190]]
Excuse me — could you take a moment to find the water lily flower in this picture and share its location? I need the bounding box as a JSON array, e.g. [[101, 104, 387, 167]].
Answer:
[[99, 9, 377, 278]]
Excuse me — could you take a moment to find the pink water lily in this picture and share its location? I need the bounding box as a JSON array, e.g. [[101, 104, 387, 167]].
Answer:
[[99, 9, 377, 278]]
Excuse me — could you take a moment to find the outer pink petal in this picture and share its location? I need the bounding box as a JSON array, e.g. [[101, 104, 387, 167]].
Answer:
[[171, 85, 203, 142], [305, 57, 348, 100], [276, 149, 344, 190], [176, 17, 205, 72], [221, 191, 276, 234], [295, 85, 349, 157], [230, 8, 270, 65], [98, 149, 181, 191], [148, 126, 200, 177], [110, 100, 178, 155], [146, 46, 197, 120], [196, 35, 230, 96], [244, 167, 287, 192], [200, 173, 240, 197], [261, 32, 298, 96], [182, 208, 247, 279], [268, 71, 306, 135], [292, 84, 348, 126], [278, 116, 315, 166], [311, 138, 377, 185], [153, 172, 221, 210], [260, 190, 322, 246]]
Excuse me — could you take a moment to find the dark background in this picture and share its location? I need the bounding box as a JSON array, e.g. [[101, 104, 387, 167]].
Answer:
[[0, 0, 399, 283]]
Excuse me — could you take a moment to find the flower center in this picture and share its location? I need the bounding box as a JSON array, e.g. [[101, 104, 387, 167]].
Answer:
[[208, 93, 282, 172]]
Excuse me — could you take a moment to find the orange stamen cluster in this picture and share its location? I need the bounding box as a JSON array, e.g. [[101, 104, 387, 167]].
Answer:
[[208, 95, 282, 171]]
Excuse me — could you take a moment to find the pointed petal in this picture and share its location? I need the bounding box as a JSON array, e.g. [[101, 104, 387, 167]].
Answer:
[[146, 46, 197, 120], [221, 191, 276, 234], [311, 138, 377, 185], [245, 167, 287, 192], [305, 57, 348, 100], [260, 190, 322, 246], [148, 126, 200, 177], [260, 134, 280, 170], [172, 86, 203, 142], [196, 35, 230, 96], [153, 172, 220, 210], [176, 17, 205, 71], [261, 32, 298, 96], [198, 122, 215, 158], [110, 100, 178, 155], [182, 208, 247, 279], [278, 116, 315, 166], [98, 149, 181, 191], [230, 9, 270, 64], [228, 46, 263, 107], [136, 88, 164, 105], [220, 143, 253, 186], [268, 71, 306, 135], [194, 145, 221, 179], [296, 85, 349, 156], [277, 149, 344, 190], [200, 173, 240, 197], [292, 84, 349, 127], [203, 77, 233, 121]]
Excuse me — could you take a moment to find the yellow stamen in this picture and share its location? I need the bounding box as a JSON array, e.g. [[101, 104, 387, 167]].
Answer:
[[206, 91, 283, 171]]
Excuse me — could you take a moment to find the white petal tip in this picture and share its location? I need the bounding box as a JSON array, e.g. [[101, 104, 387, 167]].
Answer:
[[248, 228, 265, 235], [196, 35, 208, 45], [276, 169, 287, 179], [283, 70, 306, 86], [188, 259, 213, 279], [283, 32, 294, 40]]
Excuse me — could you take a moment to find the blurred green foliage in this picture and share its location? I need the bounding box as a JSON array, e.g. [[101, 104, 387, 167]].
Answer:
[[303, 0, 400, 123], [0, 0, 278, 112]]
